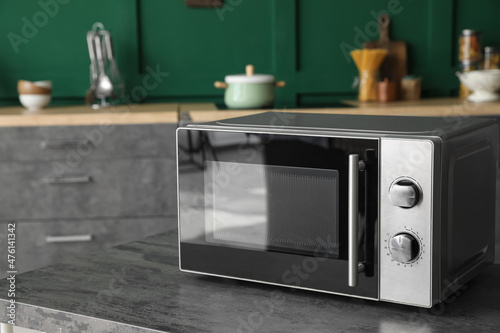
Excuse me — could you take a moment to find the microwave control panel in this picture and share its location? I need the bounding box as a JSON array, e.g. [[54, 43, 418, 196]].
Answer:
[[380, 139, 434, 308]]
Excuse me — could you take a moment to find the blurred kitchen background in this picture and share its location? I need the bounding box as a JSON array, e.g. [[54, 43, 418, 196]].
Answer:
[[0, 0, 500, 108]]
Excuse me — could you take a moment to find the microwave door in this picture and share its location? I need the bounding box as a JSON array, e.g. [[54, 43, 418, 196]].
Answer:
[[178, 129, 379, 299]]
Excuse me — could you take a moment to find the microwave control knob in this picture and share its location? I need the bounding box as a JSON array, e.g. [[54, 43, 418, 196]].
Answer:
[[389, 180, 421, 208], [389, 233, 420, 263]]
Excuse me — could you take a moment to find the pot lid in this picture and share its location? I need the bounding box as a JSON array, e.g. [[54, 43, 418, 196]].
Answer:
[[224, 64, 275, 84]]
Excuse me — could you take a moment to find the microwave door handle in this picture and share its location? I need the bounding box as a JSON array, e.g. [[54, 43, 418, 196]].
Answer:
[[348, 154, 366, 287]]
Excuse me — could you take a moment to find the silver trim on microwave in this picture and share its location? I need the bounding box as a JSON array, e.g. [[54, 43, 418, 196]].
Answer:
[[379, 138, 434, 308]]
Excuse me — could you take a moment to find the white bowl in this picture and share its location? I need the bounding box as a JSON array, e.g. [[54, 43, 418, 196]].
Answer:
[[19, 94, 51, 111], [457, 69, 500, 102]]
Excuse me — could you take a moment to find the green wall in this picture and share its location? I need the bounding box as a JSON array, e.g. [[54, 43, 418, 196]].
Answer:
[[1, 0, 499, 108]]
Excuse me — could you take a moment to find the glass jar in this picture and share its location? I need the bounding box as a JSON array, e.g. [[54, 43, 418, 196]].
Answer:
[[459, 30, 482, 62], [484, 46, 500, 69]]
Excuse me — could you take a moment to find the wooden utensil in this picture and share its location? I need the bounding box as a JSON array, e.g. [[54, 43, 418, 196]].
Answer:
[[364, 14, 407, 99]]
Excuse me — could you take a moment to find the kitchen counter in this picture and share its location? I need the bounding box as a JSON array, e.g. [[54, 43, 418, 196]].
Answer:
[[2, 98, 499, 126], [1, 230, 499, 333], [0, 103, 216, 127], [188, 98, 500, 122]]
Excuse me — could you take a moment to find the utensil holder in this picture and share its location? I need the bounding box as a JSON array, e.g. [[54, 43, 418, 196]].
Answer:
[[86, 23, 125, 108]]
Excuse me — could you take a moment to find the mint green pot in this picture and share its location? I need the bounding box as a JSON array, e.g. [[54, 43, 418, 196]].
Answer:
[[224, 82, 276, 109], [214, 66, 285, 109]]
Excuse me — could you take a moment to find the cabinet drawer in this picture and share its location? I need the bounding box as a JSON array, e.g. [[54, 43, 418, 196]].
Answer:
[[0, 158, 176, 220], [0, 123, 176, 162], [0, 217, 176, 275]]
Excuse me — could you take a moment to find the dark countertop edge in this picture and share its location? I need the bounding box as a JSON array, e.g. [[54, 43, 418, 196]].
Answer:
[[0, 300, 167, 333]]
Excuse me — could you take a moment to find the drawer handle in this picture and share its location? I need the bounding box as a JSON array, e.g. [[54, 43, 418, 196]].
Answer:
[[41, 139, 91, 149], [45, 234, 93, 243], [43, 176, 92, 184]]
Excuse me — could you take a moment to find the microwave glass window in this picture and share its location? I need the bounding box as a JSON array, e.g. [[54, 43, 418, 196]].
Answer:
[[204, 161, 339, 258]]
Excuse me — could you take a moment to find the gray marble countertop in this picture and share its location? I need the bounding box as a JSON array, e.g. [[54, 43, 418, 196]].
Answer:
[[1, 230, 499, 333]]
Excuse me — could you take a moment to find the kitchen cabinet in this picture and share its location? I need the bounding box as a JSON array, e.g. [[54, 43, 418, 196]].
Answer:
[[4, 1, 500, 108], [0, 217, 174, 275], [0, 158, 174, 220], [0, 123, 176, 162], [0, 121, 179, 276]]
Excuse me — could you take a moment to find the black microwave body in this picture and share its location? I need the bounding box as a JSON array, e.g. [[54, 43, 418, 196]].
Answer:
[[177, 112, 498, 307]]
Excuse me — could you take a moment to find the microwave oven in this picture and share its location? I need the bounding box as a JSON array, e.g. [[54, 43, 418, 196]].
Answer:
[[177, 112, 498, 308]]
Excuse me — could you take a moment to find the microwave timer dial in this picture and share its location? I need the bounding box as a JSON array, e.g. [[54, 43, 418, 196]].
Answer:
[[389, 233, 421, 264], [388, 178, 422, 208]]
